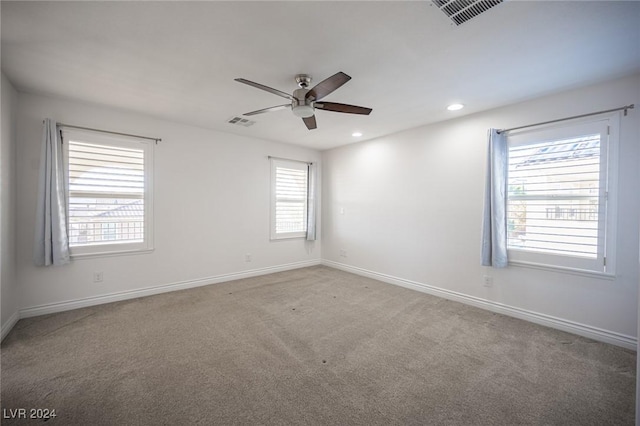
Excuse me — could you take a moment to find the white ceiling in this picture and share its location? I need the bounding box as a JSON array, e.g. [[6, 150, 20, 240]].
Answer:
[[2, 1, 639, 150]]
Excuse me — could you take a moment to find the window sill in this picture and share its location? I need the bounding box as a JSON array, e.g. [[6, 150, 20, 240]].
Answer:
[[508, 260, 615, 280], [71, 247, 154, 260], [270, 235, 307, 241]]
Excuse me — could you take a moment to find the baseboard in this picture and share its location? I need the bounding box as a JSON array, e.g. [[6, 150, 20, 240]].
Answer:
[[1, 310, 19, 342], [322, 260, 637, 351], [15, 258, 637, 351], [20, 259, 321, 319]]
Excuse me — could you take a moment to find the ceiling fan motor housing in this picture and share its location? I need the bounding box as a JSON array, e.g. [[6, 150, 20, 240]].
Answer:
[[292, 88, 314, 118]]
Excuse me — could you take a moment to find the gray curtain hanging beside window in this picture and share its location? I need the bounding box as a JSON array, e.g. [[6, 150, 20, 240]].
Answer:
[[481, 129, 508, 268], [306, 163, 316, 241], [34, 118, 70, 266]]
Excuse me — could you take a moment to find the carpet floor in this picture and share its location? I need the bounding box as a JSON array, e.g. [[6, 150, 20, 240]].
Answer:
[[1, 266, 636, 425]]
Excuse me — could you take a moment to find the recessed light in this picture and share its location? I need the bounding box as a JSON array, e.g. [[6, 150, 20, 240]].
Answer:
[[447, 103, 464, 111], [352, 132, 363, 137]]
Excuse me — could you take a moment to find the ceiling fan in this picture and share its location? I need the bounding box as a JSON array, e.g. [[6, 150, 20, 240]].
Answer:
[[234, 72, 372, 130]]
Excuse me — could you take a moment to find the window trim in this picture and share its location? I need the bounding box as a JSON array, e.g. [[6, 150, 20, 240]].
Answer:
[[508, 259, 616, 280], [63, 128, 154, 258], [505, 114, 619, 274], [270, 158, 308, 241]]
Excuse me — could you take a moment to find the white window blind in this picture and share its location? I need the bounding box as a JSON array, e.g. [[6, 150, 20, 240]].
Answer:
[[64, 129, 153, 255], [505, 118, 615, 273], [271, 159, 308, 239]]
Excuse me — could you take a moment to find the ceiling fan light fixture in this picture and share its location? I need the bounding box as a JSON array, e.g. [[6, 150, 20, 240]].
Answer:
[[447, 103, 464, 111], [292, 104, 315, 118]]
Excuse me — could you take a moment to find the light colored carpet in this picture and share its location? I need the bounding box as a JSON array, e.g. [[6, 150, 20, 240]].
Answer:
[[1, 266, 635, 425]]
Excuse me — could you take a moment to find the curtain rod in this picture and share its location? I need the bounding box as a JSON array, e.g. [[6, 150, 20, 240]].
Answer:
[[46, 121, 162, 143], [268, 155, 313, 165], [497, 104, 634, 134]]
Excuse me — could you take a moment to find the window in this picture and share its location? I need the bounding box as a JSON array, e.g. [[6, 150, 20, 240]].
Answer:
[[270, 158, 308, 240], [63, 129, 154, 257], [506, 117, 617, 273]]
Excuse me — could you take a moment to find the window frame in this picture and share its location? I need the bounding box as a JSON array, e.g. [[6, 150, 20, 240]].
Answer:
[[270, 158, 309, 240], [62, 128, 154, 259], [505, 114, 619, 275]]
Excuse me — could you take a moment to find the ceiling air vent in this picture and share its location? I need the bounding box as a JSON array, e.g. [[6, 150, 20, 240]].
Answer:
[[227, 116, 256, 127], [431, 0, 503, 26]]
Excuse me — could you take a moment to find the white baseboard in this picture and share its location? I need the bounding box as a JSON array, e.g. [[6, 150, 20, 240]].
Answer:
[[13, 258, 637, 351], [20, 259, 321, 319], [322, 260, 637, 351], [1, 310, 19, 342]]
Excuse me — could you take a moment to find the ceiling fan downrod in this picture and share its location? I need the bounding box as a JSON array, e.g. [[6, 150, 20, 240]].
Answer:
[[295, 74, 312, 89]]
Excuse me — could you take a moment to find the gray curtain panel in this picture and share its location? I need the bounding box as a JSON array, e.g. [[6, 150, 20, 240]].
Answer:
[[306, 162, 316, 241], [481, 129, 508, 268], [34, 118, 70, 266]]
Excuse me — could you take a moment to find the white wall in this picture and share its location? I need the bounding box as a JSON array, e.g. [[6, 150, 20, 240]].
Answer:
[[8, 75, 639, 349], [1, 72, 19, 337], [15, 93, 321, 314], [322, 74, 640, 347]]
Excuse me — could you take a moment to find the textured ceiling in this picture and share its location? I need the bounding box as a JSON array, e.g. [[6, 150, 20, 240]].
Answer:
[[2, 1, 639, 150]]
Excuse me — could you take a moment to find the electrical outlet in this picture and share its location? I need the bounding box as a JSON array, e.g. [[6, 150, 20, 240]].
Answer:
[[93, 272, 103, 283], [245, 253, 252, 262], [339, 249, 347, 257], [483, 275, 493, 287]]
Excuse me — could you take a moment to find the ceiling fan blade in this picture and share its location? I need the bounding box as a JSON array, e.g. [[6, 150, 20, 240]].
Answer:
[[306, 72, 351, 101], [314, 102, 372, 115], [303, 115, 317, 130], [235, 78, 294, 101], [243, 104, 290, 116]]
